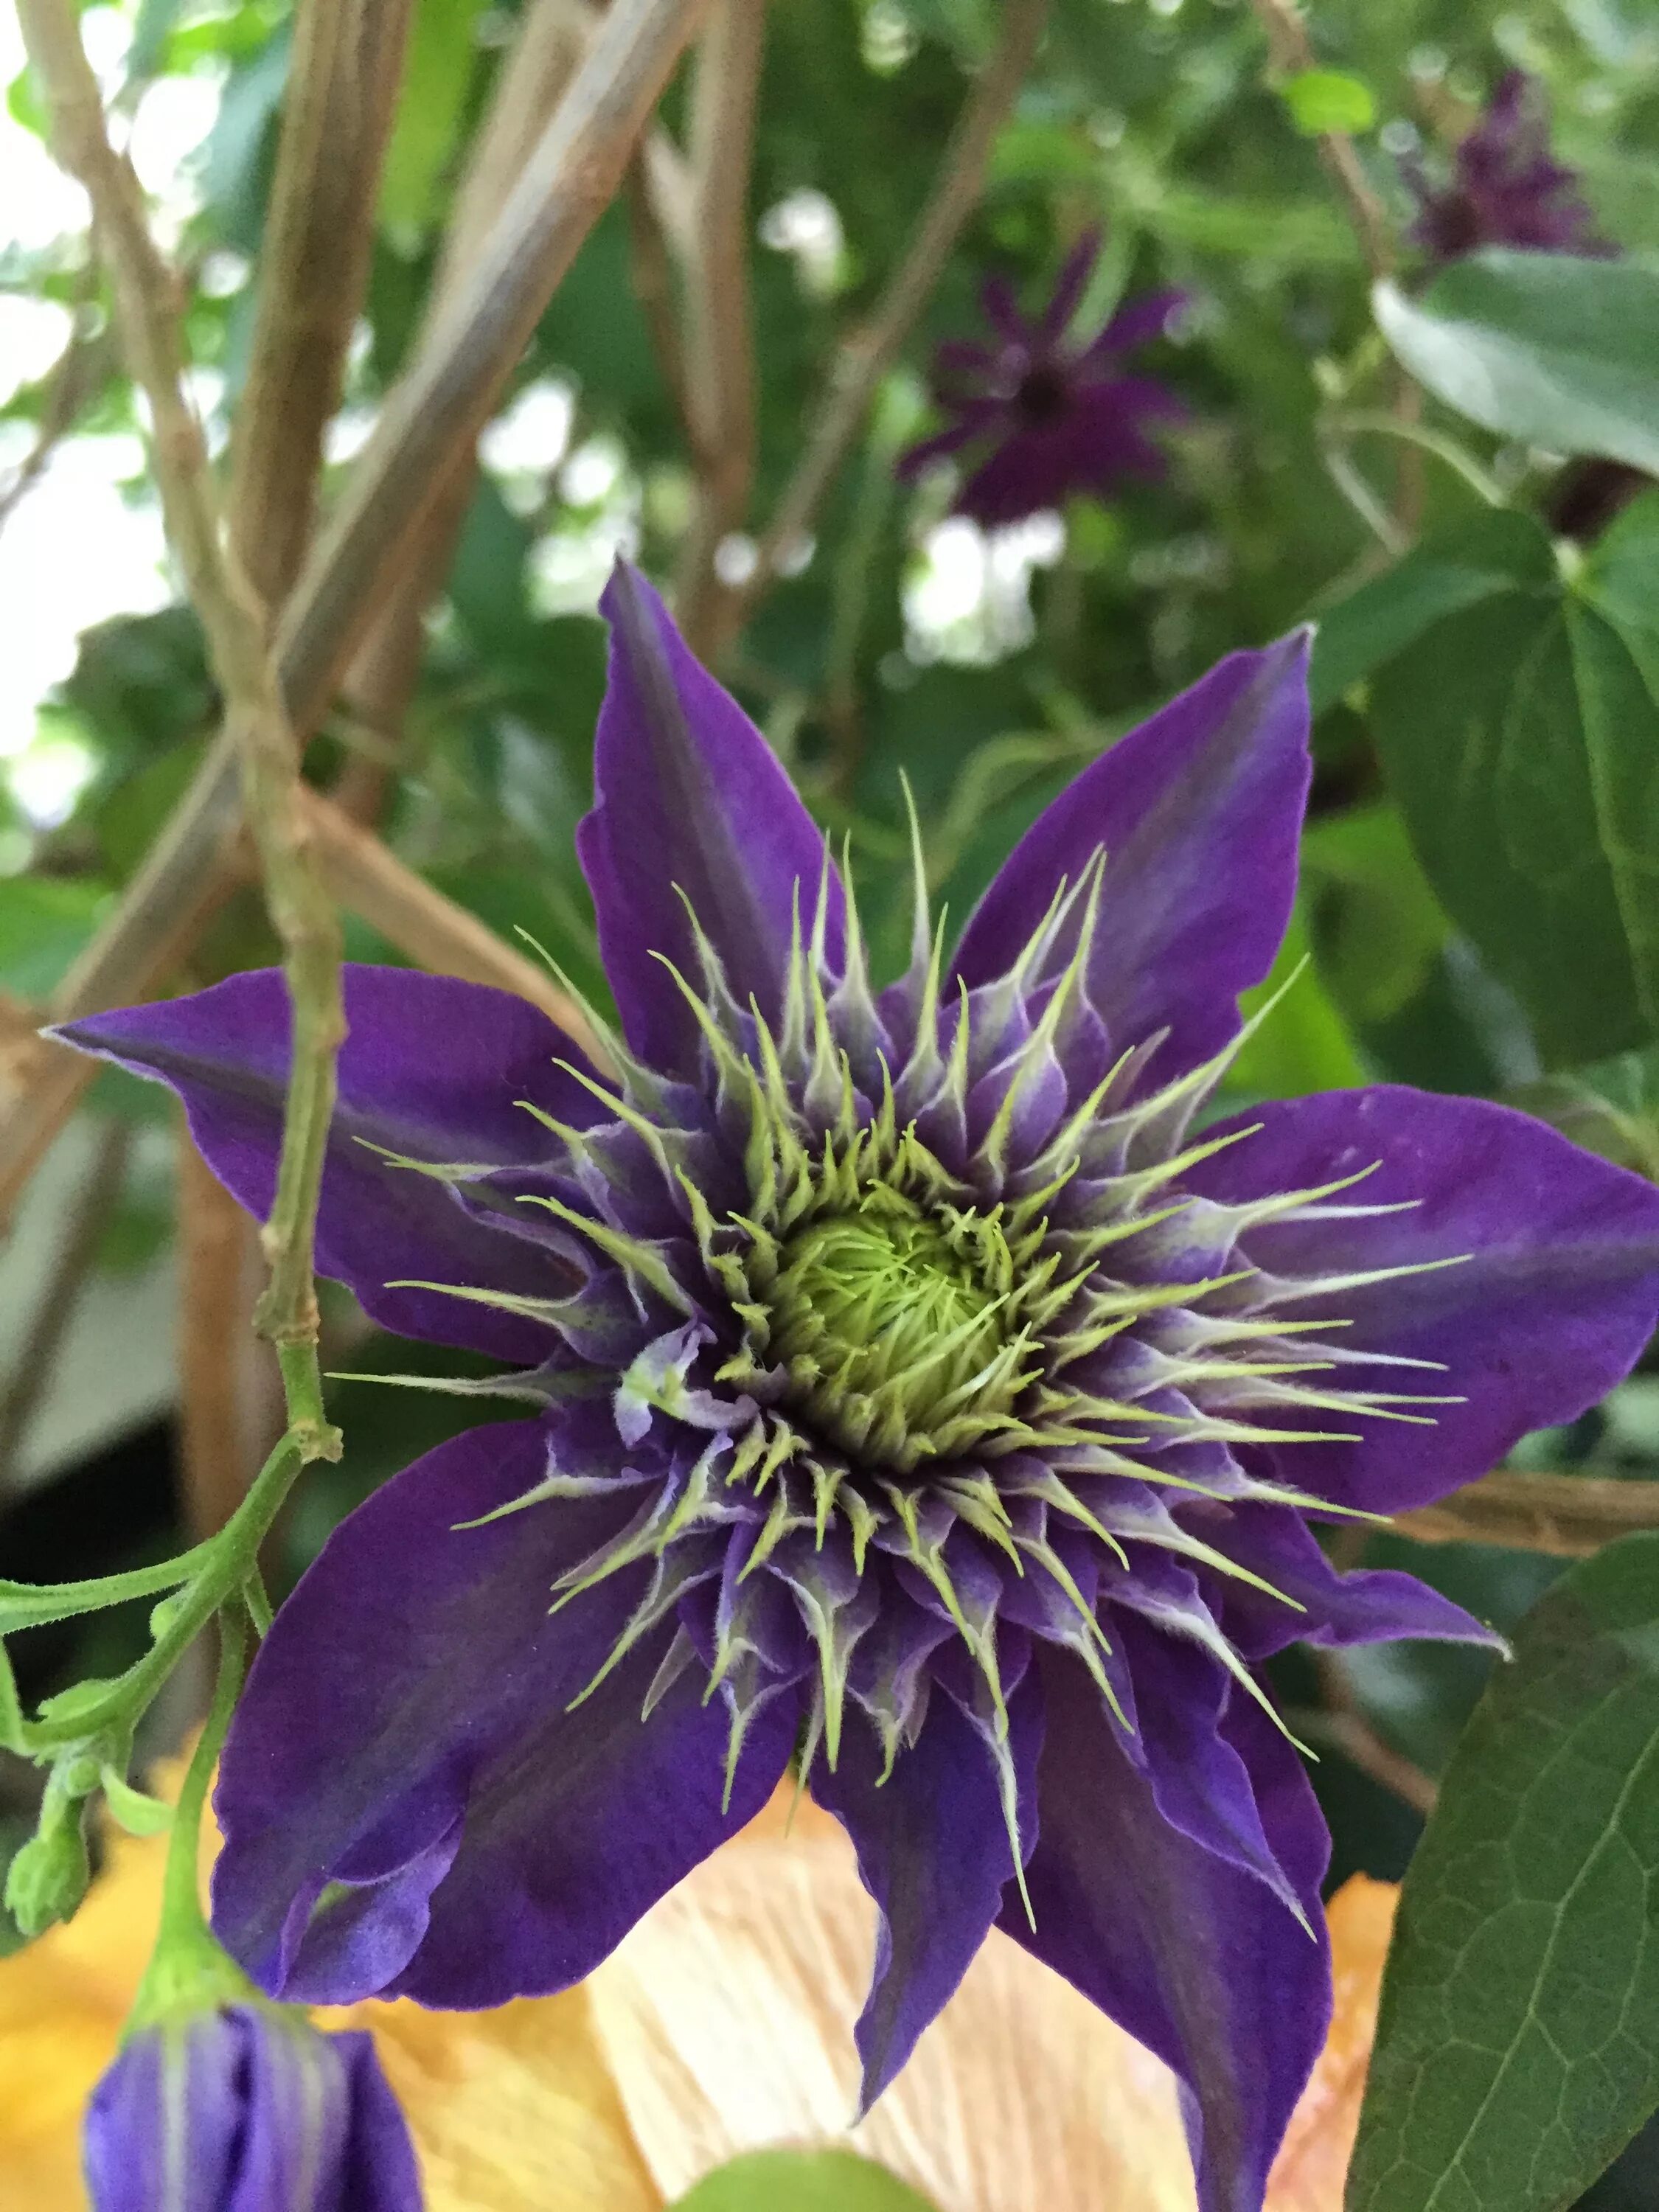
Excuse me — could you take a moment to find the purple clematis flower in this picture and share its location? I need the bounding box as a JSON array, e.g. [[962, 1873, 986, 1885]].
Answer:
[[60, 566, 1659, 2212], [897, 232, 1187, 526], [1402, 69, 1611, 263], [83, 2005, 420, 2211]]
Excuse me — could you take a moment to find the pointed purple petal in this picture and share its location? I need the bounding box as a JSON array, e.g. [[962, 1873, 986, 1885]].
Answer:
[[895, 404, 1004, 483], [813, 1673, 1041, 2107], [212, 1412, 794, 2006], [1214, 1506, 1501, 1661], [577, 563, 844, 1075], [1118, 1611, 1304, 1914], [1085, 286, 1189, 359], [58, 967, 597, 1362], [978, 272, 1032, 347], [952, 636, 1312, 1082], [1189, 1085, 1659, 1511], [1032, 230, 1103, 345], [1004, 1646, 1330, 2212]]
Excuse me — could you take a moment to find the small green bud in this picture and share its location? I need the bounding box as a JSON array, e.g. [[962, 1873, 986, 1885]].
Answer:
[[38, 1676, 120, 1727], [4, 1798, 91, 1935]]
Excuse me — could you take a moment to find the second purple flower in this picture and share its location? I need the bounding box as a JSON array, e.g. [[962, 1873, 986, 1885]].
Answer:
[[897, 232, 1188, 526]]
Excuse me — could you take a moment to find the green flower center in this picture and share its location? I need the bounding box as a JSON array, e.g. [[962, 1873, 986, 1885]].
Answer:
[[768, 1186, 1034, 1471]]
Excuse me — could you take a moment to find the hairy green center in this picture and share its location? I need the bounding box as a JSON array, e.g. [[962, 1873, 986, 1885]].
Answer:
[[767, 1187, 1032, 1470]]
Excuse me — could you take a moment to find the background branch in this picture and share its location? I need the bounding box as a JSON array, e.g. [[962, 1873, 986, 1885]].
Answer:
[[672, 0, 765, 656], [0, 1119, 130, 1489], [720, 0, 1050, 646], [1392, 1470, 1659, 1557], [19, 0, 345, 1357], [228, 0, 416, 605], [0, 0, 702, 1225]]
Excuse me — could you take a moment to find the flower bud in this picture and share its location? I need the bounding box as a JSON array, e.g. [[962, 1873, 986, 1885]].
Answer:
[[4, 1796, 91, 1936], [83, 2005, 423, 2211]]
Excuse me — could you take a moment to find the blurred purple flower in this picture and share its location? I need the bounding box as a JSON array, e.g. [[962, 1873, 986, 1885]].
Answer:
[[1402, 69, 1610, 263], [60, 568, 1659, 2212], [84, 2006, 420, 2211], [897, 233, 1187, 526]]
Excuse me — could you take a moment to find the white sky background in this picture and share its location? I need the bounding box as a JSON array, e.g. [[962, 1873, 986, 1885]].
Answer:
[[0, 2, 1048, 844]]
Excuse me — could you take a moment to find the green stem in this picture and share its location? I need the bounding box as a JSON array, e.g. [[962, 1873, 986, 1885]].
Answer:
[[28, 1425, 315, 1751], [158, 1608, 246, 1947], [1331, 408, 1509, 508], [0, 1548, 212, 1635]]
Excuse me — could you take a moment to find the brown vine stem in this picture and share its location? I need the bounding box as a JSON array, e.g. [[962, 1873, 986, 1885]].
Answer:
[[1308, 1650, 1439, 1817], [19, 0, 344, 1395], [0, 1118, 130, 1489], [0, 0, 703, 1225], [298, 788, 606, 1064], [1248, 0, 1394, 281], [1247, 0, 1426, 533], [228, 0, 417, 606], [335, 0, 592, 824], [719, 0, 1051, 647], [1392, 1470, 1659, 1558], [672, 0, 765, 658]]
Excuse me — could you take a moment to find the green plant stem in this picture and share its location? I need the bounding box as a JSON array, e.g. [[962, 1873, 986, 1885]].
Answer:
[[27, 1419, 331, 1753], [159, 1610, 246, 1947], [1332, 407, 1508, 507]]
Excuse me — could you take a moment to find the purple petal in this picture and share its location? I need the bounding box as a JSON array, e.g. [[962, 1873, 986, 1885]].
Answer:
[[1085, 286, 1189, 359], [895, 404, 1004, 484], [83, 2011, 422, 2212], [58, 967, 597, 1363], [212, 1413, 796, 2006], [1118, 1610, 1304, 1914], [955, 425, 1085, 526], [1004, 1646, 1330, 2212], [1032, 230, 1103, 345], [951, 636, 1311, 1084], [1212, 1506, 1501, 1661], [577, 563, 844, 1076], [812, 1669, 1041, 2107], [978, 272, 1032, 347], [1188, 1085, 1659, 1511]]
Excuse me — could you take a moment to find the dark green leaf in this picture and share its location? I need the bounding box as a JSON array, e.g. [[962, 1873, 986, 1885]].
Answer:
[[1374, 253, 1659, 473], [1363, 500, 1659, 1066], [1349, 1534, 1659, 2212], [669, 2149, 940, 2211], [1309, 510, 1543, 716]]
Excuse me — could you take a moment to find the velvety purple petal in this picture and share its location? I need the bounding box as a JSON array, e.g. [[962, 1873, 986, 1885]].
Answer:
[[1117, 1611, 1303, 1913], [58, 967, 597, 1363], [577, 563, 843, 1076], [1189, 1086, 1659, 1511], [1085, 285, 1189, 358], [214, 1412, 792, 2007], [812, 1670, 1041, 2107], [1212, 1506, 1500, 1661], [1004, 1645, 1329, 2212], [952, 636, 1311, 1083], [956, 425, 1084, 526], [978, 272, 1031, 347], [895, 404, 1004, 483], [1032, 229, 1102, 344]]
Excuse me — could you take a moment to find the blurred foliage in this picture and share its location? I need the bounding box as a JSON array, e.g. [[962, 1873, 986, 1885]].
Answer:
[[4, 0, 1659, 2199]]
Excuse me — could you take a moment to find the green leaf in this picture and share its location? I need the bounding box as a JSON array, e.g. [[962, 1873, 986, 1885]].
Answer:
[[1374, 252, 1659, 473], [1233, 906, 1368, 1098], [100, 1769, 173, 1838], [1281, 69, 1375, 136], [0, 876, 108, 998], [669, 2149, 940, 2211], [1349, 1534, 1659, 2212], [1308, 509, 1541, 715], [379, 0, 488, 234], [1363, 498, 1659, 1067]]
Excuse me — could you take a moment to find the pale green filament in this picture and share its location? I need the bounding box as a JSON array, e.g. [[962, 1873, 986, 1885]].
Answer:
[[768, 1186, 1024, 1470]]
